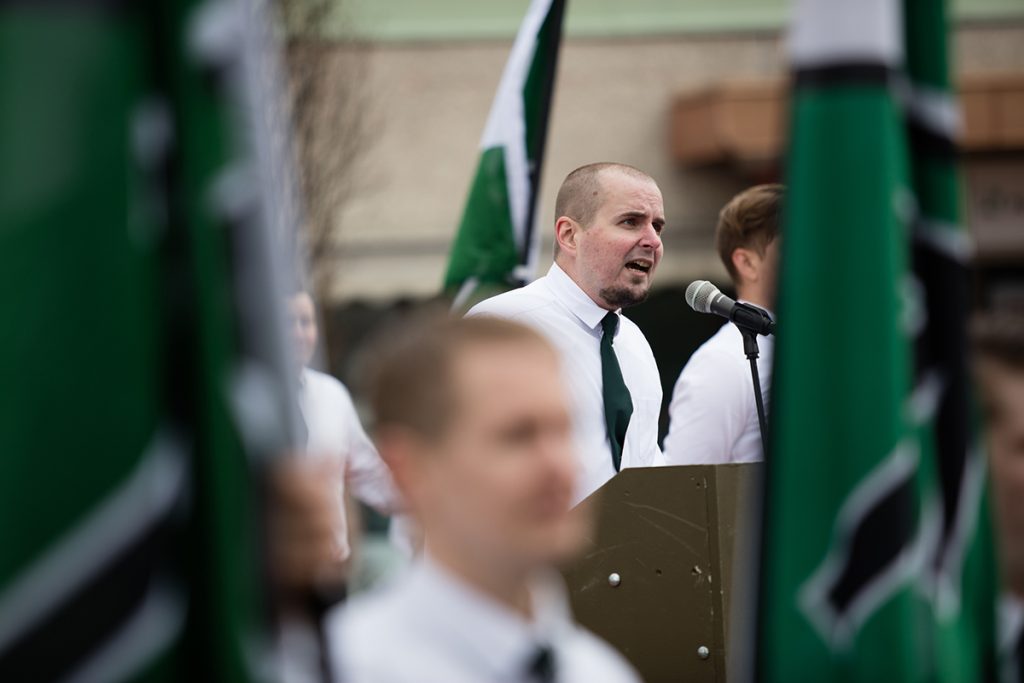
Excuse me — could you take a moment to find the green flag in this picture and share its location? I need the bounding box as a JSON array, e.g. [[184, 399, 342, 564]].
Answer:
[[443, 0, 566, 310], [904, 0, 997, 679], [759, 0, 928, 679], [159, 0, 293, 680], [0, 5, 186, 680], [758, 0, 998, 679], [0, 1, 300, 680]]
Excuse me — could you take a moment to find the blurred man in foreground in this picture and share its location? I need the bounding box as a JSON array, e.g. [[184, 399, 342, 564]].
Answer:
[[328, 316, 640, 682], [469, 162, 665, 503], [664, 184, 783, 465], [972, 310, 1024, 682]]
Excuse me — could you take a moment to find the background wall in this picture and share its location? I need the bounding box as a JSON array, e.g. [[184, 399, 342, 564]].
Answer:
[[279, 0, 1024, 425], [290, 5, 1024, 302]]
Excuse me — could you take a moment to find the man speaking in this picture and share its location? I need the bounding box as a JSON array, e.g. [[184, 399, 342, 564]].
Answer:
[[469, 163, 666, 502]]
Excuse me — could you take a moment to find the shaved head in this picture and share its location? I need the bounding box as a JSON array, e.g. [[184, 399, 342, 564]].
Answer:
[[551, 162, 664, 309], [554, 162, 654, 228]]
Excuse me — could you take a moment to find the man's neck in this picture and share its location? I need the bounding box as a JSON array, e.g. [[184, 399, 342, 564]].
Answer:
[[428, 538, 534, 619], [552, 258, 616, 312], [736, 285, 769, 310]]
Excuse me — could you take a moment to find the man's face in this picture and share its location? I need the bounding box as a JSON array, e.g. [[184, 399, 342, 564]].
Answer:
[[288, 293, 318, 368], [571, 170, 665, 310], [978, 359, 1024, 593], [414, 342, 587, 572]]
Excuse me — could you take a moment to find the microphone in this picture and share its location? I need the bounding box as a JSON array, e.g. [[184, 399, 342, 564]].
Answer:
[[685, 280, 775, 336]]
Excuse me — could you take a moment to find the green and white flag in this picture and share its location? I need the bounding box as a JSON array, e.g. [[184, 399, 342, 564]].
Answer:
[[759, 0, 922, 671], [444, 0, 566, 310], [0, 0, 300, 680], [758, 0, 997, 680], [904, 0, 997, 679], [0, 5, 187, 680]]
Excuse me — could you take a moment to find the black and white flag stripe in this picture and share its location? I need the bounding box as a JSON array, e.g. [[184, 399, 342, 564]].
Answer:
[[0, 431, 188, 681]]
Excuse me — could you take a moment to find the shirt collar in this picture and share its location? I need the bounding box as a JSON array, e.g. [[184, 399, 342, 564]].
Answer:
[[545, 262, 620, 334], [737, 299, 776, 321], [408, 555, 573, 680]]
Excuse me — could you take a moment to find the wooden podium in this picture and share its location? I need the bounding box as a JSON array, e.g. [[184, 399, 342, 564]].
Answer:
[[562, 464, 762, 683]]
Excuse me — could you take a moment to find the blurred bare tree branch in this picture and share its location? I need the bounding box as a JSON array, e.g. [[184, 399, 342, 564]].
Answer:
[[271, 0, 370, 305], [274, 0, 332, 35]]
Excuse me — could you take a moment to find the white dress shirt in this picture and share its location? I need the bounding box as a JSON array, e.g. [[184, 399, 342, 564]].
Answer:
[[298, 368, 401, 561], [327, 556, 641, 683], [468, 263, 664, 503], [663, 317, 773, 465]]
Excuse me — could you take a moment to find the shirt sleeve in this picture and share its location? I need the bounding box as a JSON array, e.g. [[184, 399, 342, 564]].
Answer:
[[663, 348, 750, 465], [338, 385, 404, 514]]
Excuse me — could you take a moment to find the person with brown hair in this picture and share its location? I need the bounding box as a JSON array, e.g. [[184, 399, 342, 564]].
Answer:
[[469, 162, 666, 503], [971, 310, 1024, 681], [663, 184, 783, 465], [327, 315, 640, 683]]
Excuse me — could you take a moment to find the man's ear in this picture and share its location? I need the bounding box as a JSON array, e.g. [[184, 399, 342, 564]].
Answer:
[[554, 216, 579, 257], [731, 247, 761, 285], [374, 426, 426, 507]]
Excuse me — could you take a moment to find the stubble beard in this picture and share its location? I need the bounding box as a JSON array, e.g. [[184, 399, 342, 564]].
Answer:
[[598, 280, 650, 309]]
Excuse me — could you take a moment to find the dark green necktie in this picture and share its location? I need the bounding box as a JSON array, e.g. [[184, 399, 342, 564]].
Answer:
[[600, 312, 633, 472], [526, 645, 555, 683]]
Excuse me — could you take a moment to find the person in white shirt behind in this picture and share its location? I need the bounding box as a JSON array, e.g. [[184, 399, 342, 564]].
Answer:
[[282, 289, 402, 585], [663, 184, 783, 465], [270, 290, 405, 683], [328, 315, 641, 683], [469, 162, 665, 503]]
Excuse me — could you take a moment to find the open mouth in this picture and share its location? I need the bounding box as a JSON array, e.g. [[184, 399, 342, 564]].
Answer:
[[625, 259, 653, 274]]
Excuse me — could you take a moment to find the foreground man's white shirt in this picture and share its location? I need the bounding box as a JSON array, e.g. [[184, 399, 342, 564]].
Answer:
[[298, 367, 401, 560], [663, 318, 773, 465], [468, 263, 663, 503], [328, 556, 640, 683]]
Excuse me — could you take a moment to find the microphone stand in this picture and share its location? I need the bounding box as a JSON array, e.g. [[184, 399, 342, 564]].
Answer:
[[739, 326, 770, 462]]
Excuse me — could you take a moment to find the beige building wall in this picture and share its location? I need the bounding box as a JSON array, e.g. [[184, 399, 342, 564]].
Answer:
[[322, 23, 1024, 302]]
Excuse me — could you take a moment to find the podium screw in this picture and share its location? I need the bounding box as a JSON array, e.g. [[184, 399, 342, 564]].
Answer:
[[697, 646, 710, 660], [607, 572, 622, 587]]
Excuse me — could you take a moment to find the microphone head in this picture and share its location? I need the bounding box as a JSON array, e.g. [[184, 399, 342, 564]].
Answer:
[[685, 280, 720, 314]]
